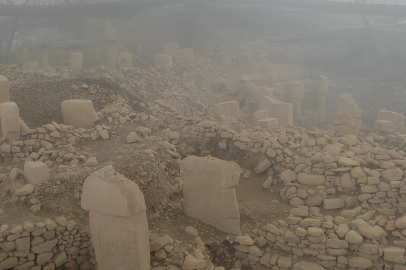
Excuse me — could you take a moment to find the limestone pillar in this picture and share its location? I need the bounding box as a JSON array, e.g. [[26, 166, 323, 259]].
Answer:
[[71, 53, 83, 70], [0, 75, 10, 104], [22, 48, 29, 64], [318, 76, 328, 125], [105, 24, 118, 69], [37, 29, 49, 69], [118, 52, 133, 69], [81, 166, 150, 270], [286, 82, 304, 116], [161, 43, 179, 57], [0, 102, 20, 141], [337, 93, 362, 127], [181, 156, 241, 235]]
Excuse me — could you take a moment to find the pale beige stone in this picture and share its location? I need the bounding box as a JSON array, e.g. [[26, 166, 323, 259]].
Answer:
[[0, 102, 20, 141], [286, 82, 304, 116], [252, 110, 268, 125], [81, 166, 150, 270], [152, 54, 172, 69], [0, 75, 10, 104], [259, 96, 293, 126], [180, 156, 241, 235], [119, 52, 133, 69], [161, 43, 179, 56], [378, 110, 404, 127], [173, 47, 194, 63], [61, 99, 98, 129], [70, 53, 82, 69], [337, 93, 361, 127], [214, 101, 239, 119], [24, 162, 50, 185], [332, 113, 359, 136], [374, 120, 394, 132]]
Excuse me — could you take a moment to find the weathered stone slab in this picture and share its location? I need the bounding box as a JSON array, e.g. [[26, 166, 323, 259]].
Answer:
[[118, 52, 133, 69], [0, 102, 20, 141], [152, 54, 172, 69], [378, 109, 404, 127], [0, 75, 10, 104], [215, 101, 239, 119], [180, 156, 241, 235], [252, 110, 268, 125], [161, 43, 179, 56], [81, 166, 150, 270], [332, 113, 359, 136], [70, 53, 82, 70], [173, 47, 194, 63], [259, 96, 293, 126], [298, 173, 325, 185], [257, 118, 279, 129], [61, 99, 98, 129], [286, 82, 304, 116], [337, 93, 361, 127]]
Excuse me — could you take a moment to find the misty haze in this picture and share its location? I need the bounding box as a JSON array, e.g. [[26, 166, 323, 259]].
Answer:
[[1, 0, 406, 269]]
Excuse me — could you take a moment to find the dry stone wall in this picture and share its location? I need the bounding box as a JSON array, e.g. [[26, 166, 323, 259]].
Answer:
[[0, 217, 95, 270]]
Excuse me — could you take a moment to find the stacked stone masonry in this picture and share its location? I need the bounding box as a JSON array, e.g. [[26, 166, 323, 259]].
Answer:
[[0, 217, 95, 270]]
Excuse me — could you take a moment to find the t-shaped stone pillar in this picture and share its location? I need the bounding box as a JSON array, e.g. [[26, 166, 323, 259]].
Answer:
[[71, 53, 83, 70], [318, 76, 328, 125], [181, 156, 241, 235], [286, 82, 304, 116], [0, 75, 10, 104], [0, 102, 20, 141], [81, 166, 150, 270]]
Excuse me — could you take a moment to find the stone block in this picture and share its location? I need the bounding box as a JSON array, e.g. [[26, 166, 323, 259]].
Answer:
[[257, 118, 279, 129], [0, 75, 10, 104], [374, 120, 394, 132], [161, 43, 179, 56], [332, 113, 359, 136], [22, 62, 39, 72], [286, 82, 304, 115], [180, 156, 241, 235], [61, 99, 98, 129], [81, 166, 150, 270], [259, 96, 293, 126], [383, 247, 406, 264], [70, 53, 82, 70], [252, 110, 268, 125], [292, 261, 326, 270], [119, 52, 133, 69], [323, 199, 345, 210], [377, 109, 404, 127], [173, 47, 194, 63], [152, 54, 172, 69], [24, 162, 50, 185], [337, 93, 361, 127], [215, 101, 239, 119], [0, 102, 20, 141]]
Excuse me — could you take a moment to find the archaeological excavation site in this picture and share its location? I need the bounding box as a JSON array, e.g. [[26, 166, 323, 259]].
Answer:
[[3, 0, 406, 269]]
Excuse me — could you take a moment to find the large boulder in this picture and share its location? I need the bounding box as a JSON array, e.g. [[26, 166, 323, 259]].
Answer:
[[24, 162, 50, 185]]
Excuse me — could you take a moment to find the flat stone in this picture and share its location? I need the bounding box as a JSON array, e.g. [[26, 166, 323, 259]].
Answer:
[[298, 173, 326, 185]]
